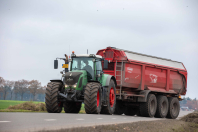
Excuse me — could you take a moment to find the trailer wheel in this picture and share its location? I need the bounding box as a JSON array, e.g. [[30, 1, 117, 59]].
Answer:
[[84, 82, 102, 114], [45, 82, 63, 113], [124, 107, 138, 116], [101, 80, 116, 115], [114, 100, 126, 115], [167, 97, 180, 119], [64, 102, 82, 113], [140, 94, 157, 117], [155, 95, 168, 118]]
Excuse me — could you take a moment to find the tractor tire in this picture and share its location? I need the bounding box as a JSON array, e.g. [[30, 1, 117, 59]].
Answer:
[[167, 97, 180, 119], [64, 102, 82, 113], [114, 100, 126, 115], [84, 82, 102, 114], [101, 80, 116, 115], [45, 82, 63, 113], [124, 107, 138, 116], [140, 94, 157, 117], [155, 95, 168, 118]]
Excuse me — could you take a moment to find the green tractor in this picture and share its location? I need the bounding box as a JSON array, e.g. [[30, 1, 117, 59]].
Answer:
[[45, 52, 117, 114]]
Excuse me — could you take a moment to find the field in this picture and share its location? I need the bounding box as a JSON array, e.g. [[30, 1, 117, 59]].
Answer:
[[0, 100, 85, 113]]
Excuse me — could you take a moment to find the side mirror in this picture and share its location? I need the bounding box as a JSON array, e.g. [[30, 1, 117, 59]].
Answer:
[[54, 60, 58, 69], [104, 60, 108, 69]]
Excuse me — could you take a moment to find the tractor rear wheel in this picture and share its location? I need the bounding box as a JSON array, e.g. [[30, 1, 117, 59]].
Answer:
[[64, 102, 82, 113], [45, 82, 63, 113], [140, 94, 157, 117], [114, 100, 126, 115], [101, 80, 116, 115], [167, 97, 180, 119], [84, 82, 102, 114]]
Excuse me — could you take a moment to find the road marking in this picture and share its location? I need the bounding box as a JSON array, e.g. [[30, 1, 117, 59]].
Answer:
[[0, 121, 11, 123], [44, 119, 56, 121], [97, 118, 103, 119], [76, 119, 84, 120], [112, 118, 116, 119]]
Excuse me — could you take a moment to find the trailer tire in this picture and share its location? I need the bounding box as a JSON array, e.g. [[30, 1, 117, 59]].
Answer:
[[101, 80, 116, 115], [45, 82, 63, 113], [84, 82, 102, 114], [64, 102, 82, 113], [167, 97, 180, 119], [124, 107, 138, 116], [155, 95, 168, 118], [114, 100, 126, 115], [140, 94, 157, 117]]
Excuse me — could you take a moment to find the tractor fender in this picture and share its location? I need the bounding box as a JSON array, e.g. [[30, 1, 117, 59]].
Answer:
[[104, 75, 117, 87], [50, 79, 63, 84], [137, 90, 151, 102]]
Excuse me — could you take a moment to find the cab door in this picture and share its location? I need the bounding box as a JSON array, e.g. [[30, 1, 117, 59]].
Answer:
[[96, 60, 103, 82]]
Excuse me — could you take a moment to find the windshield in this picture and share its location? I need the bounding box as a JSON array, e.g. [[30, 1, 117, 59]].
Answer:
[[71, 57, 94, 79]]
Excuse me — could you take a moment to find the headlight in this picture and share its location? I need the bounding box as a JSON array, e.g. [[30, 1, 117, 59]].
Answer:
[[73, 84, 77, 88], [65, 85, 68, 88]]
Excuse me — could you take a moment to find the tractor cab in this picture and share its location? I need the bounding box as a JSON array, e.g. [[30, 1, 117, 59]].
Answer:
[[70, 53, 107, 81]]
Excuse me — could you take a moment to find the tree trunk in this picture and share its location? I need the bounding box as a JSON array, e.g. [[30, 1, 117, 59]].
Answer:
[[3, 91, 7, 100], [10, 92, 12, 100], [21, 93, 23, 101]]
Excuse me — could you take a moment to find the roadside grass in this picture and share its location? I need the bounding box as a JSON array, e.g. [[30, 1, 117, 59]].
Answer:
[[0, 100, 85, 113], [0, 100, 42, 110]]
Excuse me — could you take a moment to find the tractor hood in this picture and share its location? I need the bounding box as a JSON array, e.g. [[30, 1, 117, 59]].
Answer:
[[64, 72, 83, 85]]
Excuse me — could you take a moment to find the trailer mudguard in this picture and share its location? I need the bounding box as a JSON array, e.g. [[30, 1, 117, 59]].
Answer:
[[137, 90, 151, 102], [101, 74, 117, 87]]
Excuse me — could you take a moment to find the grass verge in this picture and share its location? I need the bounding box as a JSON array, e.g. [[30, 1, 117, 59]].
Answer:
[[0, 100, 42, 110], [0, 100, 85, 113]]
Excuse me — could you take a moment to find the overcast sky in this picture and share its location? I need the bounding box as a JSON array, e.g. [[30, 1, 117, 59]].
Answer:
[[0, 0, 197, 98]]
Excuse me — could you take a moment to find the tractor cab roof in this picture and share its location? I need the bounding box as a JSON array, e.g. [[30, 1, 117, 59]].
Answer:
[[72, 54, 102, 59]]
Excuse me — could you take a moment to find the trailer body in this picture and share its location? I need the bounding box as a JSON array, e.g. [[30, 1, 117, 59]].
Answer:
[[96, 47, 187, 99]]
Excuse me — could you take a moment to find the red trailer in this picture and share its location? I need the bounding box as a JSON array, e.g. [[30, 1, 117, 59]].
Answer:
[[97, 47, 187, 119]]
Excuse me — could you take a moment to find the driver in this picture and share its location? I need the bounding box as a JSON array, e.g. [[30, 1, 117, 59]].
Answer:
[[83, 60, 93, 78]]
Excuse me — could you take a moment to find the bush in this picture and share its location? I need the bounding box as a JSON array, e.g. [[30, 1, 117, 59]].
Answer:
[[8, 101, 46, 111], [181, 112, 198, 124]]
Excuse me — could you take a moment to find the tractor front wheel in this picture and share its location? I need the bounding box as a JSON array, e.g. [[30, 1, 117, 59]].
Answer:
[[84, 82, 102, 114], [45, 82, 63, 113]]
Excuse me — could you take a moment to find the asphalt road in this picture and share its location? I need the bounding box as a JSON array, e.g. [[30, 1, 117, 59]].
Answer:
[[0, 111, 192, 132]]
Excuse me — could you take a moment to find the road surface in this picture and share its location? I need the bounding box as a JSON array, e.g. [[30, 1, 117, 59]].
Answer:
[[0, 111, 192, 132]]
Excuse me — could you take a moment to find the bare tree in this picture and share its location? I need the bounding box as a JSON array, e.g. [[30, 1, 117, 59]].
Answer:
[[9, 81, 15, 100], [15, 80, 29, 101], [29, 80, 41, 101], [1, 80, 14, 100], [0, 77, 4, 98]]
